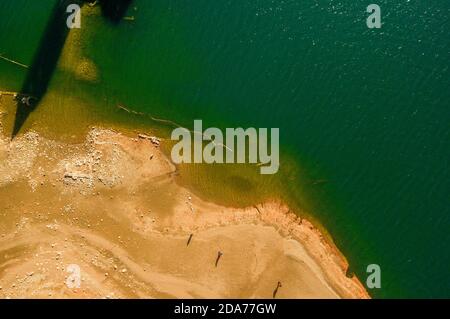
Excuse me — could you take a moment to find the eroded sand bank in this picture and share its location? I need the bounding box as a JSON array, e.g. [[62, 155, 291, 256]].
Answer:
[[0, 104, 369, 299]]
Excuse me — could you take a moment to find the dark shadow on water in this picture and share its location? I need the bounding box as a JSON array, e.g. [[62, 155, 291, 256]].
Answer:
[[12, 0, 76, 137], [98, 0, 133, 24], [12, 0, 133, 137]]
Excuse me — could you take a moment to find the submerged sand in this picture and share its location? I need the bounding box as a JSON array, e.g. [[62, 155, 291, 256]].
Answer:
[[0, 102, 369, 299]]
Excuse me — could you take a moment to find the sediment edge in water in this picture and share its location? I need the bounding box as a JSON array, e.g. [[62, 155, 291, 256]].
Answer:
[[0, 104, 369, 298]]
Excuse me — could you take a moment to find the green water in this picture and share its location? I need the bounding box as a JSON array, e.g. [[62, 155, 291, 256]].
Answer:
[[0, 0, 449, 298]]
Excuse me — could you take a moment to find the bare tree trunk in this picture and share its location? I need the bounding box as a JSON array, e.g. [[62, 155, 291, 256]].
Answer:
[[186, 234, 193, 246], [273, 281, 282, 299], [215, 251, 223, 267]]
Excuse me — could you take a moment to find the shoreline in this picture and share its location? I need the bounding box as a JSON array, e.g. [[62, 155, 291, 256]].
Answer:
[[0, 101, 369, 298]]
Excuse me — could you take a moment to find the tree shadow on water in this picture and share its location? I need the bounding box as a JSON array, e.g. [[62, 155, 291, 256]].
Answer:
[[12, 0, 133, 137], [98, 0, 133, 24]]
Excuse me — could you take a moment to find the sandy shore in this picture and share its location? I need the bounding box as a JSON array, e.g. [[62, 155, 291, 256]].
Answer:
[[0, 102, 369, 299]]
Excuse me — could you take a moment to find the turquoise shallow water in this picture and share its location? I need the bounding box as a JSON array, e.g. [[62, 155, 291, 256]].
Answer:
[[1, 1, 449, 298]]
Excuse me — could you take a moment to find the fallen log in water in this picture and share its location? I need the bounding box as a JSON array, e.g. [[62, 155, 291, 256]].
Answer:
[[0, 54, 28, 69]]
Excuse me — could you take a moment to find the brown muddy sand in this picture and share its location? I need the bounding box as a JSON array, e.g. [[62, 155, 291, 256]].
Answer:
[[0, 116, 369, 298]]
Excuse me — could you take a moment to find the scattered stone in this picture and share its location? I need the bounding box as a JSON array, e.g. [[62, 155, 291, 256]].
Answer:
[[46, 223, 59, 231], [138, 133, 151, 140], [150, 136, 161, 146], [63, 205, 74, 214], [138, 133, 161, 147], [64, 172, 91, 181]]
